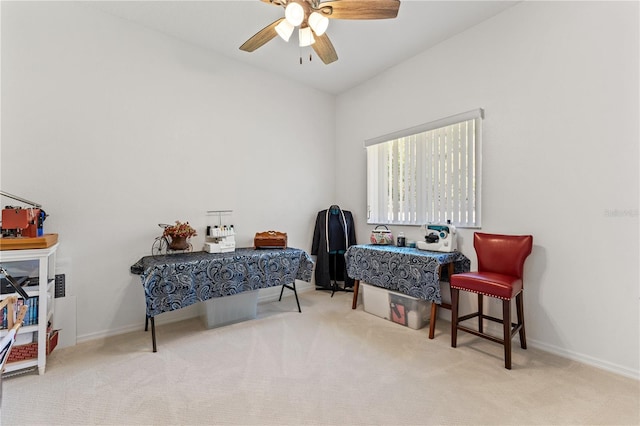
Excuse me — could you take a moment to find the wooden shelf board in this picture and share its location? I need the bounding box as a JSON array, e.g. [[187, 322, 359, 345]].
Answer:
[[0, 234, 58, 250]]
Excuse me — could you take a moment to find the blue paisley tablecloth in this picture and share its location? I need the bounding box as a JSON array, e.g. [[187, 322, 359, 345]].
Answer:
[[345, 244, 470, 304], [130, 247, 314, 317]]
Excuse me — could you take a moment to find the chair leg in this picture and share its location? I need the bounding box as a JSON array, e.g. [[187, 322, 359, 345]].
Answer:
[[477, 293, 483, 334], [516, 292, 527, 349], [502, 299, 512, 370], [451, 288, 459, 348]]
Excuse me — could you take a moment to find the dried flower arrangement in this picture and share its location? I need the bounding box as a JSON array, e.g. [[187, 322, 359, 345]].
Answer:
[[163, 221, 197, 239]]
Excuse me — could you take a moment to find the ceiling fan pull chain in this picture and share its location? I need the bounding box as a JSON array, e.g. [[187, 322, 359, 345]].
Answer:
[[298, 51, 312, 65]]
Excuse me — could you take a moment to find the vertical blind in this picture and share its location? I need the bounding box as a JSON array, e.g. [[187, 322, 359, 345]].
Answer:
[[366, 109, 483, 227]]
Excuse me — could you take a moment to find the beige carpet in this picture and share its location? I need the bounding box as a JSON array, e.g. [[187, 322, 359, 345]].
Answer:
[[2, 290, 639, 425]]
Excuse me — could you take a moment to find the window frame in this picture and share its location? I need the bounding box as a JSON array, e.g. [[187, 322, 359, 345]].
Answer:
[[365, 109, 483, 228]]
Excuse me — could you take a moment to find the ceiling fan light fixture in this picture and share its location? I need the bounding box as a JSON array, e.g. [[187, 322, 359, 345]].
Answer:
[[275, 19, 294, 42], [284, 2, 304, 27], [299, 26, 315, 47], [240, 0, 401, 65], [308, 12, 328, 36]]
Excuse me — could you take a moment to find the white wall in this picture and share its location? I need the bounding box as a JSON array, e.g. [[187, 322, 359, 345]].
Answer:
[[1, 2, 336, 340], [335, 1, 639, 378]]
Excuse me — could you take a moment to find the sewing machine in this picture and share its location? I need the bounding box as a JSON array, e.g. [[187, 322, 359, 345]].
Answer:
[[416, 223, 457, 252]]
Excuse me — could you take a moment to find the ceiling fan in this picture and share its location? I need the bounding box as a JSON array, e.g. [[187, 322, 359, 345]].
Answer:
[[239, 0, 401, 65]]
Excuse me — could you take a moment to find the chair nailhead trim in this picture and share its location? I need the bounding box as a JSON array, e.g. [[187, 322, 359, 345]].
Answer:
[[449, 285, 511, 301]]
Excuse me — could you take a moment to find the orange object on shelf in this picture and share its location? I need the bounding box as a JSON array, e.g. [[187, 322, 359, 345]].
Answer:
[[0, 233, 58, 250]]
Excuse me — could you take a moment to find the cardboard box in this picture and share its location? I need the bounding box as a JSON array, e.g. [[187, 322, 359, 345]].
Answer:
[[362, 283, 431, 330]]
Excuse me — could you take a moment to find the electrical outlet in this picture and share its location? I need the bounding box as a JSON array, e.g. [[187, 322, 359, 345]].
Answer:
[[54, 274, 65, 298]]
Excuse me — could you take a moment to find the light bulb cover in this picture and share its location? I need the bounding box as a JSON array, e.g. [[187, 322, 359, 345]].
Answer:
[[285, 2, 304, 27], [275, 20, 294, 42], [308, 11, 328, 36], [299, 26, 315, 47]]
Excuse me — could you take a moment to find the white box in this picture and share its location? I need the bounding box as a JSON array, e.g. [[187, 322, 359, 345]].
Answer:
[[362, 283, 391, 320], [362, 283, 431, 330], [202, 290, 258, 329]]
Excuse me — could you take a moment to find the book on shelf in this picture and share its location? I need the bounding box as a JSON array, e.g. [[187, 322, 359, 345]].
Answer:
[[0, 296, 39, 329]]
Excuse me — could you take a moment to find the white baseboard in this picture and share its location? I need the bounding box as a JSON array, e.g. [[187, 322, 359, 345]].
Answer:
[[77, 303, 201, 344], [446, 317, 640, 380], [527, 338, 639, 380], [256, 280, 314, 303], [433, 288, 640, 380], [437, 313, 640, 380], [77, 281, 316, 344]]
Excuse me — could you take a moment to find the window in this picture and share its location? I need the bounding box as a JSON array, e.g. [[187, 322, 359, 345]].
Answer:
[[366, 109, 483, 227]]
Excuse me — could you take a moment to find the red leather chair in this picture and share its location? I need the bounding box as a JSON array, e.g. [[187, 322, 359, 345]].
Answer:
[[450, 232, 533, 369]]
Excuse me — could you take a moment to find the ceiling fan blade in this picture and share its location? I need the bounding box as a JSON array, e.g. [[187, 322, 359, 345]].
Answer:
[[317, 0, 400, 20], [260, 0, 286, 6], [239, 18, 284, 52], [312, 33, 338, 64]]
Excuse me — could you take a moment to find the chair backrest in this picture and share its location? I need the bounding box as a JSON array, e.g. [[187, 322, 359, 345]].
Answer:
[[474, 232, 533, 279]]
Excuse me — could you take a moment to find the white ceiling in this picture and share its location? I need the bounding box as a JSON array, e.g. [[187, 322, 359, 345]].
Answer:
[[88, 0, 519, 95]]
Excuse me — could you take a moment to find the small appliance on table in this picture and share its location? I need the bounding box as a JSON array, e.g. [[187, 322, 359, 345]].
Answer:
[[204, 210, 236, 253], [417, 223, 457, 252]]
